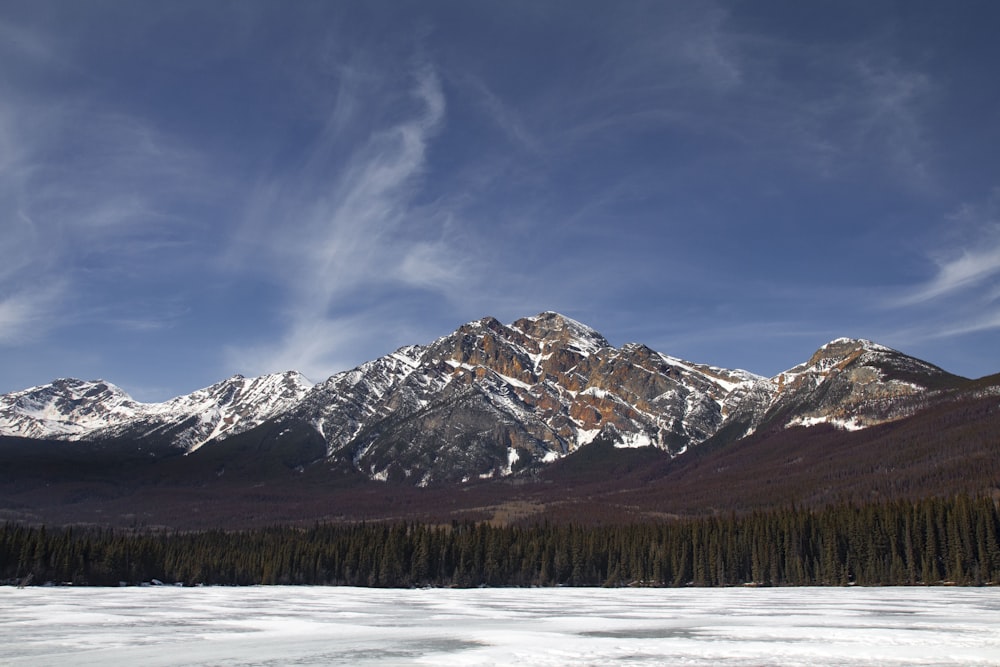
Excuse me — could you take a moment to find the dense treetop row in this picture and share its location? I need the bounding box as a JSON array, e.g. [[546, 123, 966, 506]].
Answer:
[[2, 495, 998, 588]]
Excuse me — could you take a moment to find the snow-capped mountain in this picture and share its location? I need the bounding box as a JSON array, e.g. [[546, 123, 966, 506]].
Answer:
[[0, 312, 971, 485], [0, 378, 143, 440], [0, 372, 313, 451]]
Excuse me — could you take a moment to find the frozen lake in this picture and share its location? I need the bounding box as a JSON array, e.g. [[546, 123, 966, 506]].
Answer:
[[2, 586, 999, 666]]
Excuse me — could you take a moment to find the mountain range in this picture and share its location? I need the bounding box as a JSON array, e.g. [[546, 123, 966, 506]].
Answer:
[[2, 312, 998, 528]]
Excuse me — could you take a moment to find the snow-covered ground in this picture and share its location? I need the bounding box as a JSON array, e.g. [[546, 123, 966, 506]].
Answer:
[[2, 586, 999, 666]]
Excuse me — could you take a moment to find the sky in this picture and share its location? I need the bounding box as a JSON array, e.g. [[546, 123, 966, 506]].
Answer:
[[1, 1, 999, 401]]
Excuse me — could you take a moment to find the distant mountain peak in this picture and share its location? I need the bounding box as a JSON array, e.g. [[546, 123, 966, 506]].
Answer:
[[0, 378, 140, 439], [787, 337, 958, 386]]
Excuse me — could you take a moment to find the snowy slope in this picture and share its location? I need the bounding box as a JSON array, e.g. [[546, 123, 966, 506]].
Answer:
[[0, 379, 143, 439]]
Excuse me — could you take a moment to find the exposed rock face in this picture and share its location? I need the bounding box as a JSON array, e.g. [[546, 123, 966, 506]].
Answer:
[[0, 314, 969, 486]]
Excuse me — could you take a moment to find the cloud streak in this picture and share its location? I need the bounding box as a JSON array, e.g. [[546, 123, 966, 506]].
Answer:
[[228, 62, 461, 379], [0, 97, 213, 334], [0, 7, 232, 362], [0, 283, 65, 344], [896, 191, 1000, 308], [901, 245, 1000, 306]]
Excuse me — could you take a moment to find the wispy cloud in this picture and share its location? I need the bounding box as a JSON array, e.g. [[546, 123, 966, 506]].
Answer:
[[0, 283, 65, 344], [876, 190, 1000, 352], [897, 192, 1000, 307], [0, 103, 210, 335], [226, 312, 383, 382], [458, 74, 541, 154], [851, 61, 933, 188], [486, 3, 938, 198], [926, 311, 1000, 340], [227, 61, 466, 378], [0, 16, 73, 74], [735, 47, 936, 187], [900, 245, 1000, 306], [540, 4, 743, 144], [0, 12, 219, 350]]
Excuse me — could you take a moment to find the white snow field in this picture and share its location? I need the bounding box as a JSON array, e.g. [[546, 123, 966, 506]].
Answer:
[[2, 586, 999, 666]]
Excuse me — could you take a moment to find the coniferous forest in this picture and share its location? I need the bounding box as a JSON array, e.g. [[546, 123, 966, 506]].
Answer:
[[3, 495, 999, 588]]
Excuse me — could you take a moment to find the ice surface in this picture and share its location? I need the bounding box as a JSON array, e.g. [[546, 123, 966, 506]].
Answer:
[[2, 586, 999, 666]]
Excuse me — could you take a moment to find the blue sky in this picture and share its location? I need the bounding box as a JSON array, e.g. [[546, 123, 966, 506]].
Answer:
[[1, 1, 999, 400]]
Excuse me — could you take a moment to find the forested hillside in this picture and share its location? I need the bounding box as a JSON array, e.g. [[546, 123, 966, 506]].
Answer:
[[4, 495, 998, 588]]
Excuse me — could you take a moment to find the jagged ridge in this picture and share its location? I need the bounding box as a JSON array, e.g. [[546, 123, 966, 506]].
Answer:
[[0, 313, 973, 485]]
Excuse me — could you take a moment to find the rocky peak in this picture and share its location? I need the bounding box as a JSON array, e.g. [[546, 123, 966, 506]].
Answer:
[[800, 338, 888, 371], [430, 318, 534, 385], [511, 312, 610, 356], [50, 378, 128, 398]]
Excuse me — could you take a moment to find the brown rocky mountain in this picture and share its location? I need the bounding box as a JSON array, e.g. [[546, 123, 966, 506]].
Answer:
[[291, 312, 762, 484]]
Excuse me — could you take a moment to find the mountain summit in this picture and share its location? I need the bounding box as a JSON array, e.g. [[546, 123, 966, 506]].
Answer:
[[0, 313, 974, 486]]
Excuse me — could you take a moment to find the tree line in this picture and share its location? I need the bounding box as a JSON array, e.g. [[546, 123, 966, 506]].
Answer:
[[2, 495, 999, 587]]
